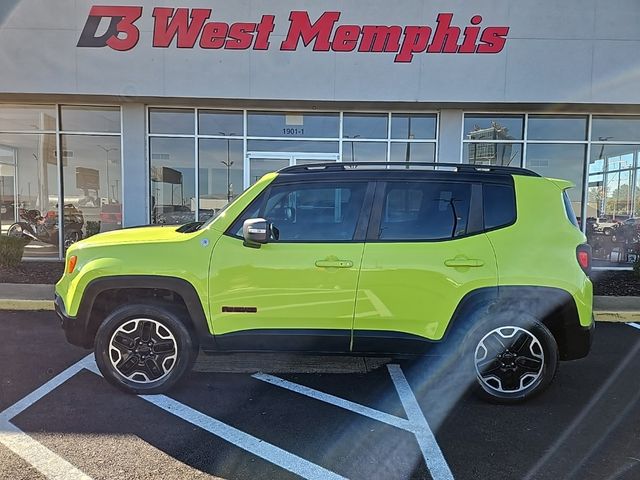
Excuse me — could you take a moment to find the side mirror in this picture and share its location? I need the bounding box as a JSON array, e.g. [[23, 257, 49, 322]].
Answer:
[[242, 218, 270, 247]]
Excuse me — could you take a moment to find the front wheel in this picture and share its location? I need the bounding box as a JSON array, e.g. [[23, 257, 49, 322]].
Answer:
[[468, 314, 558, 404], [94, 304, 197, 394], [7, 223, 32, 244]]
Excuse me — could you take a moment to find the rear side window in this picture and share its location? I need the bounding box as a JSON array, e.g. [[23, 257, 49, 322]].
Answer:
[[378, 181, 471, 240], [563, 190, 580, 228], [483, 184, 516, 230]]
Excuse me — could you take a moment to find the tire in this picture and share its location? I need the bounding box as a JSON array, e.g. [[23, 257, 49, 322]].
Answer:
[[63, 230, 82, 250], [7, 223, 32, 244], [465, 313, 559, 404], [603, 227, 613, 236], [94, 303, 198, 394]]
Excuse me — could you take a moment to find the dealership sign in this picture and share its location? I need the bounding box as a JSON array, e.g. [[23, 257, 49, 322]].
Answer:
[[78, 6, 509, 63]]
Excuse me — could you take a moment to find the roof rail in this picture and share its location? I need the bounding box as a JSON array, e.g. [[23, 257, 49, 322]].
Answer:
[[278, 162, 540, 177]]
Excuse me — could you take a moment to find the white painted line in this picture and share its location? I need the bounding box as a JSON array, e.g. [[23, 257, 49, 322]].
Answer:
[[387, 364, 454, 480], [0, 354, 95, 480], [84, 361, 347, 480], [0, 420, 91, 480], [142, 394, 347, 480], [253, 372, 413, 431], [254, 367, 455, 480], [627, 322, 640, 330], [0, 354, 94, 422]]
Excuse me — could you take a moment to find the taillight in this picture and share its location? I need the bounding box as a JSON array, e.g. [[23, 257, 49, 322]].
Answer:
[[576, 244, 591, 274]]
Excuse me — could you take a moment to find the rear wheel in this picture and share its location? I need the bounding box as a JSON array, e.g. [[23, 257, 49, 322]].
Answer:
[[468, 313, 558, 404], [94, 304, 197, 394], [63, 230, 82, 250]]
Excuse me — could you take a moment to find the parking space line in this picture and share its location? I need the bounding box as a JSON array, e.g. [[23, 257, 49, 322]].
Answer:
[[0, 354, 95, 422], [0, 420, 91, 480], [83, 361, 347, 480], [628, 322, 640, 330], [254, 367, 454, 480], [142, 394, 347, 480], [0, 354, 95, 480], [252, 372, 413, 431], [387, 364, 454, 480]]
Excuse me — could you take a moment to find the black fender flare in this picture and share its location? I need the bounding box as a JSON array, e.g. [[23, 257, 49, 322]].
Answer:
[[75, 275, 215, 349], [445, 286, 589, 360]]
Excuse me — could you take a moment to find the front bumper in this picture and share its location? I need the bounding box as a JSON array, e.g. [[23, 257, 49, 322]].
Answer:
[[54, 294, 91, 349]]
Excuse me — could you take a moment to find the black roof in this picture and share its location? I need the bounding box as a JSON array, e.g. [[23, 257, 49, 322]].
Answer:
[[277, 162, 540, 178]]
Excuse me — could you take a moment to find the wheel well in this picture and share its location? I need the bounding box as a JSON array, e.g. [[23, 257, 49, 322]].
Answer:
[[486, 294, 581, 361], [87, 288, 193, 346], [448, 286, 583, 361]]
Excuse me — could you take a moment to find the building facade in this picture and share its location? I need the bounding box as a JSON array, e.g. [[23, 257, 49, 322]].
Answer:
[[1, 0, 639, 266]]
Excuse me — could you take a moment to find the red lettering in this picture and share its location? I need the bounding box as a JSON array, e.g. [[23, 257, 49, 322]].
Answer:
[[152, 7, 211, 48], [359, 25, 402, 52], [199, 22, 228, 49], [332, 25, 360, 52], [280, 11, 340, 51], [395, 26, 431, 63], [458, 15, 482, 53], [477, 26, 509, 53], [254, 15, 275, 50], [427, 13, 460, 53], [225, 22, 256, 49]]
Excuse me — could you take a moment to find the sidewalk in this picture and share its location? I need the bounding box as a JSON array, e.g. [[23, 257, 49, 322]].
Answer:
[[1, 283, 639, 320]]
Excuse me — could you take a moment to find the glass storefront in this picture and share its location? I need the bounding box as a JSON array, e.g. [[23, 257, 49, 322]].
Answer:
[[0, 104, 121, 259], [4, 103, 639, 269], [147, 109, 438, 224], [463, 113, 640, 266]]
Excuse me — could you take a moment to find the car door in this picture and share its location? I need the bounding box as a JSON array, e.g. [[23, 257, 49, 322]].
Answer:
[[352, 179, 498, 353], [209, 179, 374, 352]]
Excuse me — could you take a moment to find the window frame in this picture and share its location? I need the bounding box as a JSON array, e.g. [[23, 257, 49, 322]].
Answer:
[[225, 179, 375, 243], [0, 103, 122, 260]]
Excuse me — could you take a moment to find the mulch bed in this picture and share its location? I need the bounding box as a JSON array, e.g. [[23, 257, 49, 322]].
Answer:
[[1, 261, 639, 297], [591, 270, 640, 297], [0, 261, 64, 284]]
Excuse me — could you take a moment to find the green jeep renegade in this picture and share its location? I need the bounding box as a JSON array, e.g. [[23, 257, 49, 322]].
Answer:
[[55, 162, 593, 403]]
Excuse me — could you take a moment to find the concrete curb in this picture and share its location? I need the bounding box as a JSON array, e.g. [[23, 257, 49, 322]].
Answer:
[[0, 299, 54, 311], [594, 311, 640, 322]]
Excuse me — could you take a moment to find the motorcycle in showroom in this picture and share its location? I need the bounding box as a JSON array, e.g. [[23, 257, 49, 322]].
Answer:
[[7, 204, 84, 250]]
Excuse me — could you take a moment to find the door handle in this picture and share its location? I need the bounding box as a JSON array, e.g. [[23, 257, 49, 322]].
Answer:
[[315, 259, 353, 268], [444, 257, 485, 268]]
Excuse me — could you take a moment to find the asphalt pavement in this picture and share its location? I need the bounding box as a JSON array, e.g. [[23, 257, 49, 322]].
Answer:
[[1, 311, 640, 480]]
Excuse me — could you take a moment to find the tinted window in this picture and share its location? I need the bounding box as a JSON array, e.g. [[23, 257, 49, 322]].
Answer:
[[230, 182, 367, 242], [379, 182, 471, 240], [483, 184, 516, 230], [563, 190, 579, 228]]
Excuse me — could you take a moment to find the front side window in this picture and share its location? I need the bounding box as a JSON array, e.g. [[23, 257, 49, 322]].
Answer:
[[230, 182, 367, 242], [378, 181, 471, 240]]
